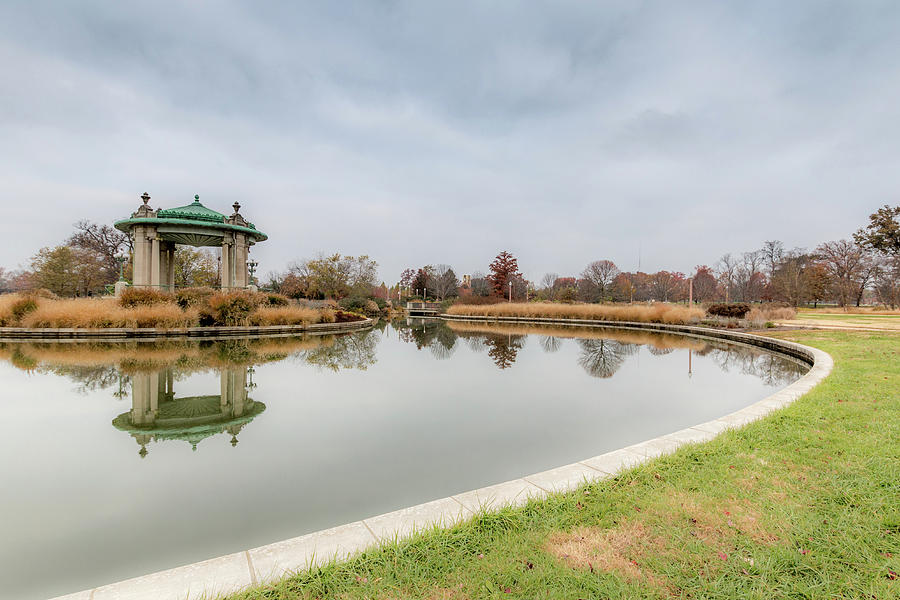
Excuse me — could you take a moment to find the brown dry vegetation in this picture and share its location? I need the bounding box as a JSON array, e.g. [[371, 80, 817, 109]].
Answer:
[[546, 487, 791, 595], [547, 520, 672, 590], [0, 294, 24, 326], [746, 305, 797, 325], [20, 297, 198, 328], [447, 302, 705, 325], [0, 292, 336, 329], [248, 306, 335, 326]]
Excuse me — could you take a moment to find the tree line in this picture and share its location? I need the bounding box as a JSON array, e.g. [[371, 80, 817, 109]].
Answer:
[[0, 221, 221, 296], [2, 205, 898, 308], [397, 205, 899, 308], [521, 205, 899, 308]]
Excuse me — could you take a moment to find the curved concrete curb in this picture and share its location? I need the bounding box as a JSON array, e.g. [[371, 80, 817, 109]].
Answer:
[[51, 319, 833, 600], [0, 317, 373, 341]]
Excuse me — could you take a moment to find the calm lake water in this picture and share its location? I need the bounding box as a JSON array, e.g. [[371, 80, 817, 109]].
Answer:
[[0, 319, 805, 599]]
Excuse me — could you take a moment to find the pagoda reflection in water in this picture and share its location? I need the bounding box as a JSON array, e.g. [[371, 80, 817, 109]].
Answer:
[[112, 366, 265, 457]]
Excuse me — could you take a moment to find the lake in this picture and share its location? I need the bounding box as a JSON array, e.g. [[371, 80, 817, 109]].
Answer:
[[0, 319, 806, 599]]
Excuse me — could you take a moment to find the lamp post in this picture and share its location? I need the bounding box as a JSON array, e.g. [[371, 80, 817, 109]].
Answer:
[[248, 259, 258, 286], [247, 366, 257, 391], [508, 281, 512, 303], [115, 255, 127, 282]]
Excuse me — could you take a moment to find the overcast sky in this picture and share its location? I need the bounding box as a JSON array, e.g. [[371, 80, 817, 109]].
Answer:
[[1, 1, 897, 283]]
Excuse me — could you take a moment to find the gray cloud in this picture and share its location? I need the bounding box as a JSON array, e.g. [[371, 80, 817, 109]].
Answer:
[[1, 0, 898, 282]]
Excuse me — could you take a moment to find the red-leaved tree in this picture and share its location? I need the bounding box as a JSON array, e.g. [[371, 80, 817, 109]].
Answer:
[[487, 251, 522, 297], [691, 265, 719, 302]]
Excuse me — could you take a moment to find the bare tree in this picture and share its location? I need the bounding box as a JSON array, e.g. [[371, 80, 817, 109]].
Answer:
[[581, 260, 620, 302], [470, 270, 492, 296], [770, 249, 809, 306], [539, 273, 559, 300], [427, 264, 460, 300], [762, 240, 785, 279], [816, 240, 869, 307], [717, 253, 739, 302], [733, 250, 765, 302], [68, 220, 133, 284], [873, 256, 900, 308]]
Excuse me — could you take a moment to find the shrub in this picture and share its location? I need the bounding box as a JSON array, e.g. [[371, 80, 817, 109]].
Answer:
[[207, 291, 257, 326], [706, 303, 751, 318], [175, 287, 216, 309], [119, 287, 173, 308], [338, 296, 369, 313], [333, 310, 364, 323], [558, 288, 577, 303], [262, 293, 290, 307]]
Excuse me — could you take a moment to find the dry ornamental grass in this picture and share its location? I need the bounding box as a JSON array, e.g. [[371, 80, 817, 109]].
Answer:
[[19, 297, 198, 328], [447, 301, 705, 325], [0, 292, 335, 329], [248, 306, 335, 326]]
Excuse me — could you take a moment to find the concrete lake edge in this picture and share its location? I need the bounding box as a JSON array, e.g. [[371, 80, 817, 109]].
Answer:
[[0, 317, 374, 341], [50, 317, 834, 600]]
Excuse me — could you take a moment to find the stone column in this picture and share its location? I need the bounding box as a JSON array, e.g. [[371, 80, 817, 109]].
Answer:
[[233, 233, 248, 288], [132, 226, 151, 288], [234, 368, 247, 416], [166, 368, 174, 399], [131, 371, 159, 426], [220, 368, 248, 416], [165, 243, 176, 292], [158, 243, 168, 291], [150, 236, 160, 289], [221, 238, 232, 290], [221, 369, 233, 414]]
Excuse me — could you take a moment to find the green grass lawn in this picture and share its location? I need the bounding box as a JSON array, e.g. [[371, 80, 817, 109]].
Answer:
[[232, 331, 899, 600]]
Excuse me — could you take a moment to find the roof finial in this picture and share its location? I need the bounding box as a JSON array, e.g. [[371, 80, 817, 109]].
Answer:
[[193, 194, 200, 204], [232, 201, 241, 214], [141, 192, 151, 205]]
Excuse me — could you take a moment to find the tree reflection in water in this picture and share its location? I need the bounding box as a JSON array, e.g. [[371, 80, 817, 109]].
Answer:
[[706, 345, 804, 387], [0, 321, 805, 393], [0, 332, 381, 394], [0, 323, 807, 460], [302, 329, 379, 371], [576, 338, 638, 378], [540, 335, 562, 353], [398, 318, 529, 369]]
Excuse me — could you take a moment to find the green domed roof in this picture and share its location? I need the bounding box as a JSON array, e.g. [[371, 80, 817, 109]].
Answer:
[[157, 195, 226, 224], [115, 192, 268, 243]]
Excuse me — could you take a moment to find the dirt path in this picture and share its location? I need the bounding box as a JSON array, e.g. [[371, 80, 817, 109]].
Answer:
[[777, 318, 900, 332]]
